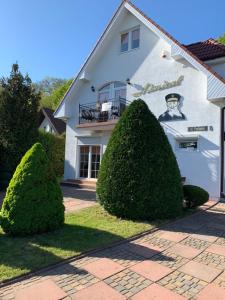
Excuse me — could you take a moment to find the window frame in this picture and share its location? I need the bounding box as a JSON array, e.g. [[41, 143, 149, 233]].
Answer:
[[120, 26, 140, 53], [98, 81, 127, 101], [175, 136, 199, 152], [120, 32, 129, 53]]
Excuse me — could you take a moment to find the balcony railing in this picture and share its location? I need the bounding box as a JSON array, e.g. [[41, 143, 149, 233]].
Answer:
[[79, 97, 129, 124]]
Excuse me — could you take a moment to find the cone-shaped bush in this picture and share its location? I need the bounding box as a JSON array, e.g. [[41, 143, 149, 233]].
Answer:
[[97, 99, 183, 220], [0, 143, 65, 236]]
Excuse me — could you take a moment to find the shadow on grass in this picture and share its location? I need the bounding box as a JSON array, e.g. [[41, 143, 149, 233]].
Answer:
[[0, 221, 172, 282], [1, 204, 224, 283], [0, 224, 119, 279]]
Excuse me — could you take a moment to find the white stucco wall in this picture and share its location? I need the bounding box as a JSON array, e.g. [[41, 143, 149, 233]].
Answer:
[[63, 11, 222, 197], [39, 118, 55, 134]]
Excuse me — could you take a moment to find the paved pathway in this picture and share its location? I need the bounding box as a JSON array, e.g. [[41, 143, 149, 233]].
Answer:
[[61, 186, 96, 212], [1, 200, 225, 299], [0, 186, 96, 213]]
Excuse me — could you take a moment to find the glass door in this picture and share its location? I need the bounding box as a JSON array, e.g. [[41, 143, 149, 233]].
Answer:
[[79, 145, 101, 179], [91, 146, 101, 178], [79, 146, 89, 178]]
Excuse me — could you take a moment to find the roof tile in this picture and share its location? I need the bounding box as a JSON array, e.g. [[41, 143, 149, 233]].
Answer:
[[184, 39, 225, 61]]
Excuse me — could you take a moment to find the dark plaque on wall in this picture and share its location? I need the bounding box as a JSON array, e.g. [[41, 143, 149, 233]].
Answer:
[[188, 126, 208, 132]]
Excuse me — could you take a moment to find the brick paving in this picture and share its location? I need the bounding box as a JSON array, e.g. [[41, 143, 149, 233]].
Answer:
[[194, 251, 225, 270], [152, 250, 189, 270], [62, 186, 96, 212], [1, 200, 225, 299], [180, 236, 211, 250], [158, 271, 208, 299], [104, 269, 151, 298]]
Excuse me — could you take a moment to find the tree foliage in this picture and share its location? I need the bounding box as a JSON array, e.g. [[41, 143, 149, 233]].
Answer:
[[218, 32, 225, 45], [39, 79, 72, 110], [97, 99, 183, 220], [38, 129, 65, 178], [0, 143, 65, 236], [34, 77, 68, 96], [0, 64, 40, 186], [34, 77, 72, 110]]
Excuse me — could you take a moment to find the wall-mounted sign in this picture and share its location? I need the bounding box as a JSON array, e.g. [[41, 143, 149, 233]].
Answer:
[[158, 93, 186, 122], [133, 75, 184, 97], [188, 126, 208, 132]]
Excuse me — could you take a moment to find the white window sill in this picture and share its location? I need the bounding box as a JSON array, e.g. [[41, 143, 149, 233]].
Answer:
[[120, 47, 140, 55]]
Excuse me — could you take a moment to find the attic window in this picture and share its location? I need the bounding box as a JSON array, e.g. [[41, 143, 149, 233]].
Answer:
[[120, 27, 140, 53], [121, 32, 129, 52], [131, 28, 140, 49]]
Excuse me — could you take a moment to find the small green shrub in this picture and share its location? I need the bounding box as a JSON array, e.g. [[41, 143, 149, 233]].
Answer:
[[38, 130, 65, 178], [183, 185, 209, 208], [0, 143, 65, 236], [97, 99, 183, 220]]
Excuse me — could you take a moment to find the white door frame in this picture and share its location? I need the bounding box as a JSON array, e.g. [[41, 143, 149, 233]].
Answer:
[[77, 144, 102, 179]]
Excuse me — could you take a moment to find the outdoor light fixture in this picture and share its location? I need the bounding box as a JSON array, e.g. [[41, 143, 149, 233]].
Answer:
[[126, 78, 131, 85], [91, 86, 95, 92]]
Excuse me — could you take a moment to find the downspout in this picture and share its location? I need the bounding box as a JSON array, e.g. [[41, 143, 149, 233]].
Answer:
[[220, 106, 225, 198]]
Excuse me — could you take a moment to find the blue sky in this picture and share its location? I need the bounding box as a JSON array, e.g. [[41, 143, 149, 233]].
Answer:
[[0, 0, 224, 82]]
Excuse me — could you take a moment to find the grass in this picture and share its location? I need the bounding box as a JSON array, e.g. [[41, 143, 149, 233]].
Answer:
[[0, 205, 164, 282]]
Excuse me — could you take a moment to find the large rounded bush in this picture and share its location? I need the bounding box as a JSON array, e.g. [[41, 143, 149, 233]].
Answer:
[[183, 185, 209, 208], [0, 143, 65, 236], [97, 99, 183, 220]]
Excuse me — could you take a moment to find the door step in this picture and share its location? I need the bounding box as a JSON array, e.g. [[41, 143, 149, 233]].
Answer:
[[61, 179, 96, 191]]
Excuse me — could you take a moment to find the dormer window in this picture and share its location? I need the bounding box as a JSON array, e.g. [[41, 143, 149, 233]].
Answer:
[[120, 27, 140, 53]]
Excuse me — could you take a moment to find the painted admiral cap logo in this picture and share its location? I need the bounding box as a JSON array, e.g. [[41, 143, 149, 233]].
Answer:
[[165, 93, 181, 102]]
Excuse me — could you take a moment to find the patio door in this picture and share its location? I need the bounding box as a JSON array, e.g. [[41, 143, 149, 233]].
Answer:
[[79, 145, 101, 179]]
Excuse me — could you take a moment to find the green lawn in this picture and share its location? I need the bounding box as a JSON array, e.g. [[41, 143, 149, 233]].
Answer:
[[0, 205, 164, 282]]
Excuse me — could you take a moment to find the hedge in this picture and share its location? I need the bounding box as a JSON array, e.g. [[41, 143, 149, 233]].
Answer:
[[183, 185, 209, 208], [38, 130, 65, 178]]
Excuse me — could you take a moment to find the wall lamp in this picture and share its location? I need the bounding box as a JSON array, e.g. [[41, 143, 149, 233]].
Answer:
[[126, 78, 131, 85], [91, 86, 95, 92]]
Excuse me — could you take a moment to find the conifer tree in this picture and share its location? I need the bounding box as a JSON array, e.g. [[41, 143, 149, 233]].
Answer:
[[0, 143, 65, 235], [97, 99, 183, 220], [0, 64, 40, 187]]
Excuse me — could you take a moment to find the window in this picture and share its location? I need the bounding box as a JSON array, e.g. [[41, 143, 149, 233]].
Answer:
[[121, 32, 129, 52], [131, 28, 140, 49], [120, 27, 140, 53], [175, 137, 198, 151], [98, 82, 127, 101], [98, 84, 110, 102], [179, 141, 198, 150], [114, 82, 126, 100]]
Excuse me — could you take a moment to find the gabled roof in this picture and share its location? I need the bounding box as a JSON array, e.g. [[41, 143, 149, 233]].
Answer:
[[39, 107, 66, 134], [184, 39, 225, 61], [54, 0, 225, 118]]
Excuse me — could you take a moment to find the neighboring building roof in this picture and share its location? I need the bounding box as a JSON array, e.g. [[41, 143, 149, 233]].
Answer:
[[184, 39, 225, 61], [39, 107, 66, 134]]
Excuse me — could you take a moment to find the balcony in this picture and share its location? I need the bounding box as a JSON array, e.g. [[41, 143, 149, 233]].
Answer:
[[77, 98, 129, 130]]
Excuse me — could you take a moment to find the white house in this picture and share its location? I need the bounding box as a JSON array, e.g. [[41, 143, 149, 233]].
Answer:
[[54, 0, 225, 198], [39, 107, 66, 135]]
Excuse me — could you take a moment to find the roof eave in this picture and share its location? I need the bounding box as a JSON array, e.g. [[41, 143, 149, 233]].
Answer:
[[54, 1, 127, 118]]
